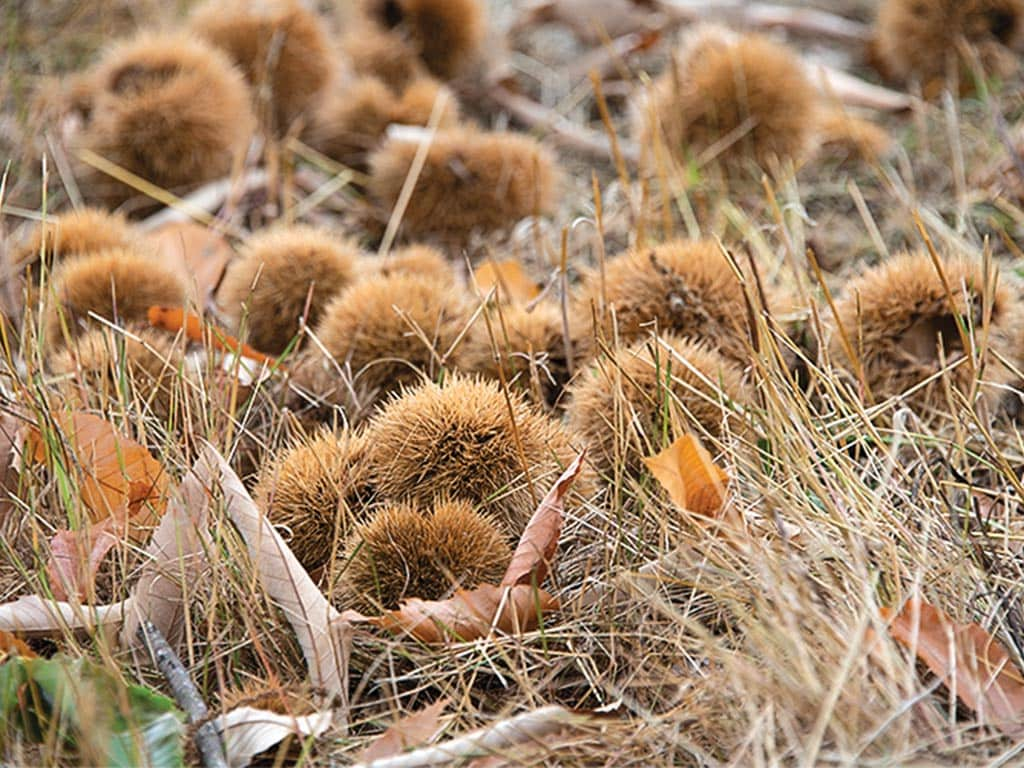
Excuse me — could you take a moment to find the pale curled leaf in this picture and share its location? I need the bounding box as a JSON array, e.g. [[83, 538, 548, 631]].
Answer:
[[46, 520, 119, 602], [370, 585, 559, 644], [881, 598, 1024, 737], [0, 594, 130, 637], [502, 452, 585, 587], [215, 706, 333, 768], [193, 445, 349, 705], [351, 705, 583, 768], [357, 699, 450, 762], [121, 469, 214, 655]]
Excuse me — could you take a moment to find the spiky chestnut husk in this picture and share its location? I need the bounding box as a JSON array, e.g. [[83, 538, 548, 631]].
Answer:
[[341, 21, 425, 92], [44, 248, 186, 347], [362, 375, 581, 534], [873, 0, 1024, 92], [312, 273, 471, 403], [461, 302, 575, 410], [374, 244, 454, 280], [367, 127, 559, 243], [217, 225, 359, 355], [565, 334, 750, 479], [254, 429, 374, 572], [829, 251, 1024, 414], [75, 32, 255, 209], [12, 208, 138, 275], [335, 499, 511, 612], [360, 0, 486, 81], [189, 0, 334, 132], [633, 27, 817, 175], [573, 238, 767, 367], [307, 76, 458, 170], [48, 326, 183, 420]]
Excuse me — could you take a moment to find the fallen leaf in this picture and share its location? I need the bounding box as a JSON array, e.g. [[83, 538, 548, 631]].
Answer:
[[881, 597, 1024, 737], [0, 594, 130, 637], [357, 699, 449, 762], [643, 434, 729, 517], [0, 630, 36, 659], [0, 412, 23, 524], [28, 412, 169, 540], [215, 706, 333, 768], [146, 221, 233, 303], [193, 445, 348, 708], [351, 704, 583, 768], [370, 584, 559, 644], [147, 306, 281, 368], [46, 519, 120, 601], [473, 260, 541, 304], [121, 469, 214, 657], [502, 452, 585, 587]]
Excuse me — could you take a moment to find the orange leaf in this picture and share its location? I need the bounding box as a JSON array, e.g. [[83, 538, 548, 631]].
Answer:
[[147, 306, 281, 368], [370, 585, 559, 644], [643, 434, 729, 516], [46, 518, 120, 601], [502, 452, 585, 587], [357, 698, 450, 762], [473, 260, 541, 304], [0, 629, 36, 659], [881, 597, 1024, 737], [28, 412, 168, 541], [146, 221, 233, 302]]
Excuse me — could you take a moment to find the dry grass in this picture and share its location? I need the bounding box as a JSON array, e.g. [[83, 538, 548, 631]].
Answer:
[[3, 1, 1024, 766]]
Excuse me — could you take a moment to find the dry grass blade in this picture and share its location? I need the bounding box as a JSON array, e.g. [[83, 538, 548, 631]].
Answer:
[[503, 451, 585, 587], [193, 445, 350, 708], [215, 706, 334, 768], [880, 598, 1024, 737], [351, 705, 584, 768], [356, 699, 450, 763]]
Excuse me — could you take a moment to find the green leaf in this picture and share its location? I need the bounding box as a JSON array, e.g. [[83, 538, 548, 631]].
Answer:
[[0, 655, 185, 767]]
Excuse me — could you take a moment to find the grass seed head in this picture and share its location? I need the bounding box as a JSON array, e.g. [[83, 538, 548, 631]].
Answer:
[[77, 31, 255, 208], [189, 0, 335, 132], [368, 127, 559, 244], [254, 428, 374, 571], [44, 248, 186, 348], [218, 225, 359, 355], [565, 333, 750, 478], [336, 498, 510, 612], [363, 375, 581, 534]]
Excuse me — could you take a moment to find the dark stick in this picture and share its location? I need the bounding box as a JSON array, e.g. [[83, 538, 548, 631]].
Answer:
[[136, 620, 229, 768]]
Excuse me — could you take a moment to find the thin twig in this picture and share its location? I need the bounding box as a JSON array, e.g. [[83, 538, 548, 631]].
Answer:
[[136, 620, 229, 768]]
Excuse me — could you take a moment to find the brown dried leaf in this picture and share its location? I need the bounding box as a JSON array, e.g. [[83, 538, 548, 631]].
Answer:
[[0, 629, 37, 659], [147, 221, 233, 303], [643, 434, 728, 517], [370, 584, 559, 644], [357, 699, 450, 762], [881, 597, 1024, 737], [502, 452, 584, 587], [28, 412, 169, 540], [46, 519, 119, 601], [473, 260, 541, 304]]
